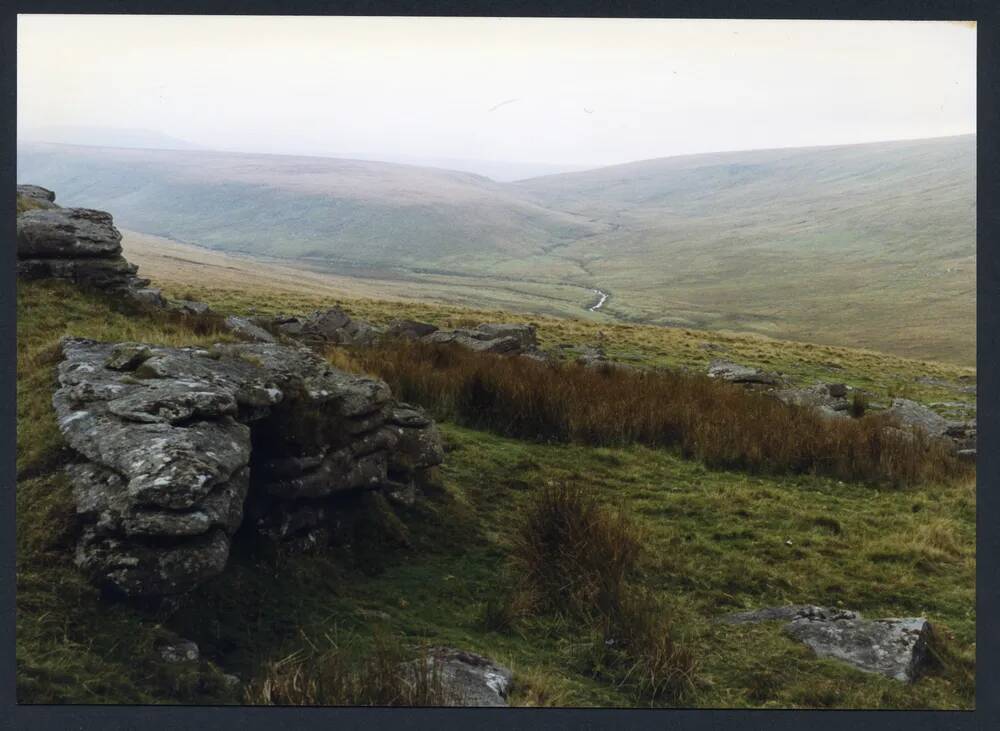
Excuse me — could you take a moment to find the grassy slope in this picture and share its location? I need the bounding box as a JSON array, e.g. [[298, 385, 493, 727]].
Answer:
[[516, 136, 976, 365], [18, 136, 976, 365], [16, 279, 975, 708], [140, 261, 976, 417]]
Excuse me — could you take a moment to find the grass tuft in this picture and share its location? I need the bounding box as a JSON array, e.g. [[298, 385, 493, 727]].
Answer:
[[244, 629, 454, 706]]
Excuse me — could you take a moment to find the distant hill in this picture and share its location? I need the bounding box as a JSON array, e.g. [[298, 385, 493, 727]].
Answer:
[[16, 135, 976, 364], [15, 142, 607, 267], [19, 125, 202, 151]]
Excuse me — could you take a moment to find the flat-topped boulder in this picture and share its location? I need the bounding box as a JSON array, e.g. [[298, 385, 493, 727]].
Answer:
[[54, 337, 443, 598], [722, 605, 933, 683], [707, 359, 781, 386], [18, 207, 123, 259], [16, 201, 151, 294]]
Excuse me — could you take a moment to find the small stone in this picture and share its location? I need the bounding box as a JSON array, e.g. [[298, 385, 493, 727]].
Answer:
[[159, 639, 200, 663]]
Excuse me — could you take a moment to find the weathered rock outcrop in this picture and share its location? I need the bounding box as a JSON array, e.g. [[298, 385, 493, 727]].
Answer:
[[885, 398, 949, 438], [722, 605, 933, 682], [707, 359, 781, 386], [271, 307, 383, 346], [423, 323, 539, 355], [772, 383, 854, 419], [224, 315, 277, 344], [17, 184, 59, 208], [885, 398, 976, 458], [54, 337, 443, 598], [16, 199, 158, 298], [386, 319, 439, 339]]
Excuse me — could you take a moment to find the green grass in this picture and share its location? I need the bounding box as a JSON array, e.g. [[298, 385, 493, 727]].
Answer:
[[16, 279, 975, 707]]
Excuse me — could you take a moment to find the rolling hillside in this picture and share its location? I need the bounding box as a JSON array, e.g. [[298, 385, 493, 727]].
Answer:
[[15, 142, 607, 267], [16, 135, 976, 364]]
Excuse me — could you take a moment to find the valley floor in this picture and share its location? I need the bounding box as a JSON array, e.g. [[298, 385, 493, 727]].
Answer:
[[120, 229, 976, 368], [15, 280, 975, 708]]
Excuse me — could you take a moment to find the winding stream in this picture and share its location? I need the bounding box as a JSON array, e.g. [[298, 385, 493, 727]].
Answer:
[[588, 289, 609, 312]]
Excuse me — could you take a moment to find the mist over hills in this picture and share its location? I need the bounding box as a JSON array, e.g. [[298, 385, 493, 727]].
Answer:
[[16, 134, 976, 364]]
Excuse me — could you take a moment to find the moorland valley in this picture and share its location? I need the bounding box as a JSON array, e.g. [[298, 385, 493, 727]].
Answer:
[[14, 133, 976, 708]]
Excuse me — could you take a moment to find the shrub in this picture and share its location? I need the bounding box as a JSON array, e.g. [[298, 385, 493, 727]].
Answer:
[[334, 341, 969, 487]]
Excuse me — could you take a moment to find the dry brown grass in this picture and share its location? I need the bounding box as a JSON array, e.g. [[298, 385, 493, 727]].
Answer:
[[336, 340, 969, 488], [244, 630, 454, 706]]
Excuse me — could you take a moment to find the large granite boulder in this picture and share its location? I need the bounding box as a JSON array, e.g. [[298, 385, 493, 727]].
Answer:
[[722, 605, 933, 682], [16, 203, 150, 293], [53, 337, 443, 598], [18, 207, 123, 259], [885, 398, 949, 439]]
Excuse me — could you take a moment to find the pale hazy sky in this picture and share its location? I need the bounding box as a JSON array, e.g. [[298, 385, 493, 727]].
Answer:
[[17, 16, 976, 168]]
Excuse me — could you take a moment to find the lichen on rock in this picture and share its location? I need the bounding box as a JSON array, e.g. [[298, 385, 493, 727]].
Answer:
[[53, 337, 443, 598]]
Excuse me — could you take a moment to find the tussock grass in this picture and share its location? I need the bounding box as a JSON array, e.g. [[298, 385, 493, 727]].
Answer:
[[510, 483, 640, 620], [336, 340, 969, 488], [244, 629, 453, 706], [505, 483, 698, 703]]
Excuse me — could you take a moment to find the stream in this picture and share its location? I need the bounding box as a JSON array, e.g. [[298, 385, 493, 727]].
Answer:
[[588, 289, 609, 312]]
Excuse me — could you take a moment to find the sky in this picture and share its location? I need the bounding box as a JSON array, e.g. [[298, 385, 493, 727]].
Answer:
[[17, 16, 977, 174]]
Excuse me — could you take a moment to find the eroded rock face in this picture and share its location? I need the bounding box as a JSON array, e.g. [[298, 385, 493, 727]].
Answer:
[[722, 605, 932, 682], [54, 337, 443, 598]]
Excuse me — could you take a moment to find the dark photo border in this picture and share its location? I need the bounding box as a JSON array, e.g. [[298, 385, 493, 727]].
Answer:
[[2, 2, 996, 729]]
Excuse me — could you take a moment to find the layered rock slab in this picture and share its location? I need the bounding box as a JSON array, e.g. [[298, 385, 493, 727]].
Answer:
[[53, 337, 442, 597], [17, 204, 151, 294]]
